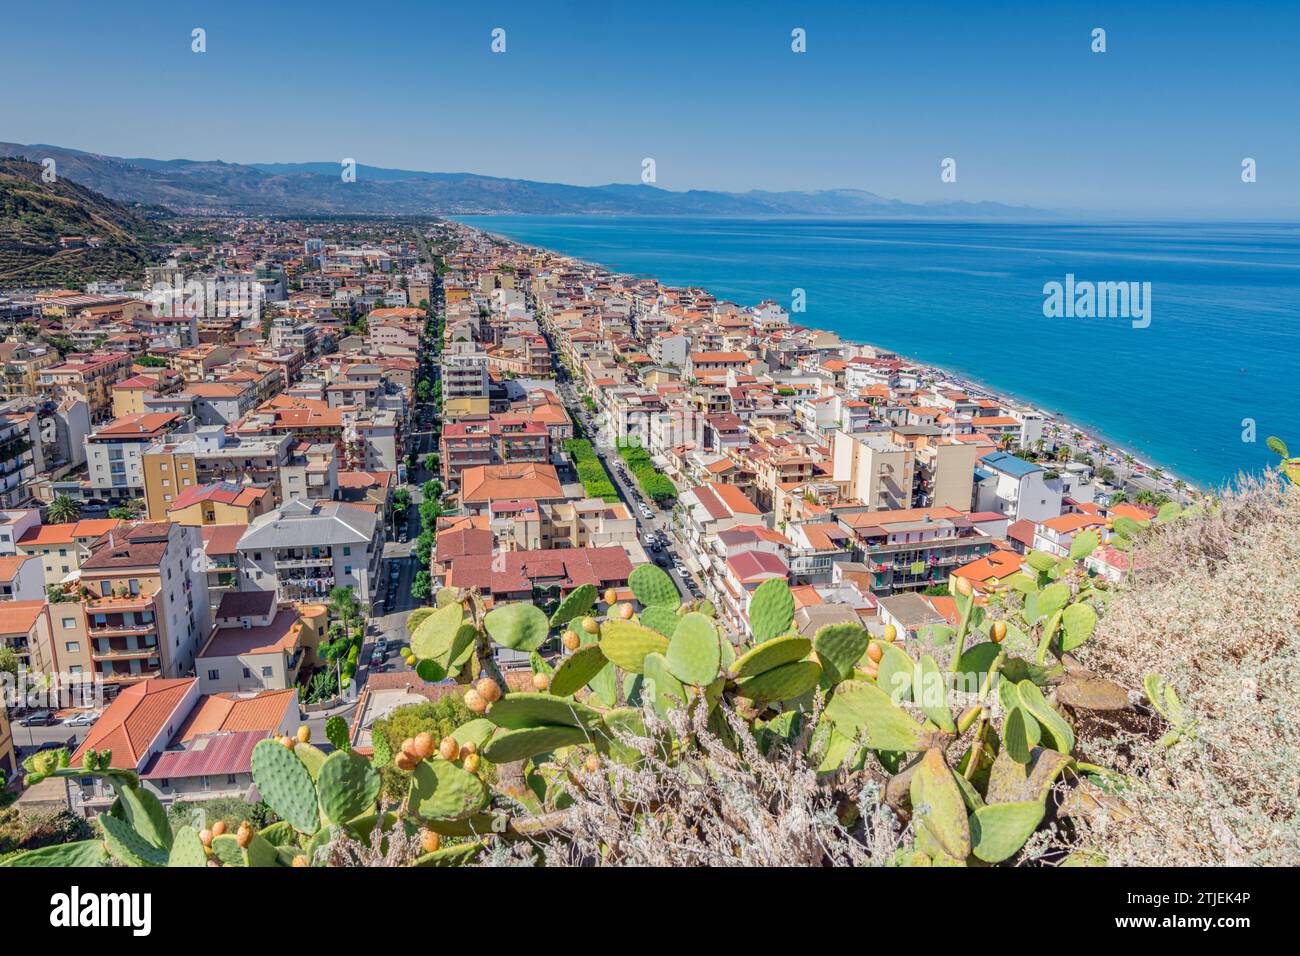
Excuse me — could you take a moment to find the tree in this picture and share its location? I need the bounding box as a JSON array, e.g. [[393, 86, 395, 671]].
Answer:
[[0, 645, 19, 684], [47, 494, 80, 524], [411, 570, 432, 603]]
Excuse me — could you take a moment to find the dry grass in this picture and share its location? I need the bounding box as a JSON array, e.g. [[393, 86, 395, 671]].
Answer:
[[1070, 473, 1300, 865]]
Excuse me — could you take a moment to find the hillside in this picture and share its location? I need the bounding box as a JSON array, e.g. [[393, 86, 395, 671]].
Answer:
[[0, 158, 161, 286], [0, 143, 1048, 219]]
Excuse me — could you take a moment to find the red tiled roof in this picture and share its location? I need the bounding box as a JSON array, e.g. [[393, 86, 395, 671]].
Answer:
[[141, 729, 269, 780], [71, 678, 197, 771]]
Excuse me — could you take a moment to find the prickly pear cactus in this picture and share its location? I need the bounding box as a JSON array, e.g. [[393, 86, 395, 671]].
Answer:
[[6, 539, 1146, 868]]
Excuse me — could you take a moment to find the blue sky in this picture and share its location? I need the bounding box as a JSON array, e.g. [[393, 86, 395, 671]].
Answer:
[[2, 0, 1297, 215]]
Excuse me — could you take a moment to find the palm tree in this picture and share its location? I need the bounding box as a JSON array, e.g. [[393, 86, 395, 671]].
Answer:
[[47, 493, 80, 524]]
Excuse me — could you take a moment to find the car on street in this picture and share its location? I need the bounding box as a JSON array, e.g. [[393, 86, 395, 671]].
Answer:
[[65, 710, 100, 727], [17, 711, 57, 727]]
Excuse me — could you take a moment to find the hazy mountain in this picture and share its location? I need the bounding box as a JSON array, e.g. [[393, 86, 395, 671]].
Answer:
[[0, 143, 1048, 219]]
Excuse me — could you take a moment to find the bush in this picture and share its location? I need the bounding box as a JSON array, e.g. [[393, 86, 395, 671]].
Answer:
[[166, 797, 278, 834], [0, 807, 91, 860]]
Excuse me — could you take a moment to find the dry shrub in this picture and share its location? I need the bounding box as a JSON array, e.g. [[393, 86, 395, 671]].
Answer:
[[488, 704, 906, 867], [1071, 473, 1300, 865]]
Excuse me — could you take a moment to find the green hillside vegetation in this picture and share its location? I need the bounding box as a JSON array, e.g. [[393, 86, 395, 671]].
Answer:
[[0, 158, 163, 286]]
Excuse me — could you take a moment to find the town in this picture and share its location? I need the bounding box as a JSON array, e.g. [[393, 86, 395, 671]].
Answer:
[[0, 213, 1192, 839]]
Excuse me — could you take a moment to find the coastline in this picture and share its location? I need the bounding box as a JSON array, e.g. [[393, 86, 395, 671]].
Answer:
[[458, 221, 1200, 499]]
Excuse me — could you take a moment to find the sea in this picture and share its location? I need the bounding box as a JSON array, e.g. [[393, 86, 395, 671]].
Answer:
[[457, 216, 1300, 489]]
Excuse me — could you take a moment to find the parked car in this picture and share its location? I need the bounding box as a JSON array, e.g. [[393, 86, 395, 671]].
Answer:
[[17, 711, 57, 727], [65, 710, 100, 727]]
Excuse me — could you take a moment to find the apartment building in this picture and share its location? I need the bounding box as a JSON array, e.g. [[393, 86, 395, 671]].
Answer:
[[0, 554, 44, 601], [0, 599, 55, 677], [442, 346, 489, 401], [440, 419, 551, 485], [838, 506, 997, 594], [236, 498, 383, 603], [142, 427, 291, 520], [37, 351, 134, 421], [84, 412, 186, 502], [0, 343, 59, 401], [77, 522, 213, 691], [831, 430, 914, 511]]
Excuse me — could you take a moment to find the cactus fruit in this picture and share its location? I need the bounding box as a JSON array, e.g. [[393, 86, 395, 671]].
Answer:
[[604, 587, 618, 605], [532, 672, 551, 691], [464, 689, 487, 714], [463, 752, 481, 773], [883, 623, 897, 642], [475, 678, 503, 703], [991, 621, 1007, 643], [747, 577, 795, 643], [628, 564, 680, 608], [420, 830, 441, 854], [279, 735, 295, 750], [617, 602, 635, 620], [562, 629, 581, 650]]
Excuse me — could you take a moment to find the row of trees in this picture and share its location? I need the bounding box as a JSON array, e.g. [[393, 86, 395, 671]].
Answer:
[[564, 439, 618, 502], [618, 443, 677, 503]]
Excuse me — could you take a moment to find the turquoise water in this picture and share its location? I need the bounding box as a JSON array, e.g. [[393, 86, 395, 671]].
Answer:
[[458, 216, 1300, 489]]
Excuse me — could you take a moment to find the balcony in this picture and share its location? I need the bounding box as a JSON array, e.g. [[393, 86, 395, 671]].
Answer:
[[88, 621, 157, 638], [274, 554, 333, 569]]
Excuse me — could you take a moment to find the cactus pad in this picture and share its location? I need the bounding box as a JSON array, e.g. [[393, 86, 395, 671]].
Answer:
[[410, 601, 464, 660], [970, 800, 1045, 863], [295, 741, 328, 780], [665, 612, 721, 686], [643, 651, 688, 717], [251, 739, 320, 834], [639, 604, 681, 637], [824, 679, 927, 752], [325, 715, 351, 752], [549, 643, 609, 697], [1002, 707, 1041, 764], [909, 748, 970, 862], [412, 840, 487, 867], [917, 653, 955, 732], [166, 825, 207, 867], [118, 781, 172, 850], [598, 619, 670, 673], [747, 578, 795, 643], [737, 659, 821, 702], [451, 718, 498, 749], [210, 833, 246, 866], [0, 839, 108, 867], [550, 583, 597, 626], [628, 564, 680, 608], [813, 623, 870, 684], [1015, 680, 1075, 753], [99, 813, 167, 867], [482, 724, 591, 762], [871, 639, 916, 704], [316, 751, 381, 825], [484, 602, 550, 651], [409, 758, 490, 820], [486, 692, 604, 730], [730, 634, 810, 679], [1060, 602, 1097, 652]]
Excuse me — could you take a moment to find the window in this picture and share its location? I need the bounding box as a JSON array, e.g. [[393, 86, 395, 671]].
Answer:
[[344, 566, 352, 576], [62, 618, 75, 629], [242, 667, 251, 678], [342, 546, 351, 556], [206, 669, 220, 681], [261, 666, 273, 677], [65, 641, 80, 653]]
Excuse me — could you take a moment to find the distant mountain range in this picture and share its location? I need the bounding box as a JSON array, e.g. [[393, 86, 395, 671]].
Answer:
[[0, 142, 1048, 219]]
